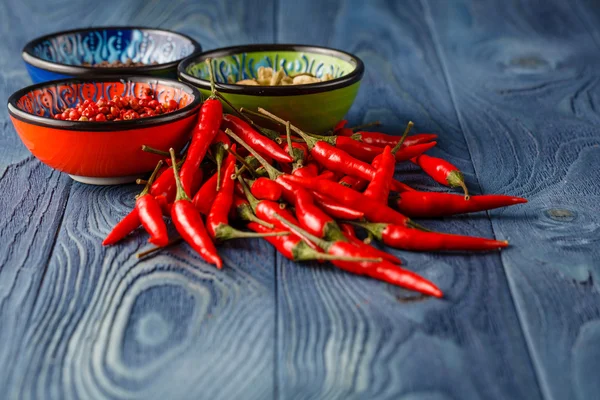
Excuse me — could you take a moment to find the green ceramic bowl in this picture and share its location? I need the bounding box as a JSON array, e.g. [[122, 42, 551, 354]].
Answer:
[[177, 44, 364, 133]]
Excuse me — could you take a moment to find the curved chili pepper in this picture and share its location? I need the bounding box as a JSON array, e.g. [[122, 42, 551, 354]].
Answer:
[[364, 146, 395, 204], [250, 177, 283, 201], [170, 148, 222, 268], [192, 172, 219, 215], [136, 161, 169, 246], [334, 136, 384, 162], [281, 175, 419, 229], [102, 209, 140, 246], [180, 61, 223, 197], [210, 129, 230, 190], [351, 221, 508, 252], [339, 223, 401, 265], [273, 214, 442, 298], [233, 197, 274, 228], [222, 114, 293, 163], [311, 192, 365, 220], [413, 154, 470, 199], [394, 191, 527, 218]]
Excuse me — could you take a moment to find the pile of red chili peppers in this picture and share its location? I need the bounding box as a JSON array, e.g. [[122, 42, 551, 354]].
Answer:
[[103, 59, 527, 299]]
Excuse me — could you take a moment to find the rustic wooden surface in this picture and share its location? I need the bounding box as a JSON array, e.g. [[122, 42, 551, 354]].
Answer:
[[0, 0, 598, 399]]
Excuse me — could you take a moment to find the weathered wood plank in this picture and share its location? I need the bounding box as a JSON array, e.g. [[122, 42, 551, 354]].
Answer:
[[1, 0, 277, 399], [423, 0, 600, 399], [275, 0, 542, 399]]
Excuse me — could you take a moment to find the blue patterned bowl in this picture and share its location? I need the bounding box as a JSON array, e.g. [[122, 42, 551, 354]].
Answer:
[[178, 44, 364, 133], [22, 26, 202, 83]]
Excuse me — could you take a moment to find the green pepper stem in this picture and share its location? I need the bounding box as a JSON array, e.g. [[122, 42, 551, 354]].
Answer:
[[224, 145, 259, 179], [215, 224, 289, 241], [285, 121, 296, 161], [237, 173, 260, 211], [343, 220, 386, 240], [136, 179, 148, 185], [206, 58, 216, 95], [349, 120, 381, 131], [391, 121, 414, 155], [447, 170, 470, 200], [236, 201, 275, 228], [137, 160, 164, 198], [294, 241, 382, 262], [272, 213, 331, 251], [257, 108, 320, 150], [141, 145, 170, 157], [170, 148, 190, 202], [136, 237, 183, 258], [224, 128, 282, 180]]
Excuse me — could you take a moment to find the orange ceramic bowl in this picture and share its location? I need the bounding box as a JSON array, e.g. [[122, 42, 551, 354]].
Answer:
[[7, 76, 202, 184]]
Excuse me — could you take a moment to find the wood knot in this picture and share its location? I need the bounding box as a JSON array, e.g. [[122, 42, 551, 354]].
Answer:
[[545, 208, 576, 222]]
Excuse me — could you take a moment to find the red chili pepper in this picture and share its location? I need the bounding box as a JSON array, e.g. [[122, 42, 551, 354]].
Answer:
[[351, 221, 508, 252], [233, 197, 275, 228], [150, 164, 178, 201], [282, 141, 308, 165], [155, 194, 172, 216], [170, 148, 222, 268], [338, 223, 401, 264], [210, 129, 230, 190], [192, 172, 219, 215], [393, 141, 437, 162], [364, 146, 395, 204], [273, 214, 442, 298], [341, 128, 438, 148], [394, 191, 527, 218], [222, 114, 293, 163], [282, 175, 419, 229], [339, 175, 369, 191], [179, 61, 223, 197], [311, 192, 365, 220], [333, 119, 348, 132], [250, 177, 283, 201], [413, 154, 470, 199], [102, 209, 140, 246], [135, 161, 169, 247]]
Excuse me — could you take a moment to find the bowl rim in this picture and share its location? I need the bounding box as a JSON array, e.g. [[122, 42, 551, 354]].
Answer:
[[22, 26, 203, 75], [177, 44, 365, 96], [7, 75, 202, 131]]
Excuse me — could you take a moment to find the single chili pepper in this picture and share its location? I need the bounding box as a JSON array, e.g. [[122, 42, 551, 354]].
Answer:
[[339, 175, 369, 191], [311, 192, 365, 220], [135, 161, 169, 247], [394, 192, 528, 218], [210, 129, 230, 191], [364, 146, 395, 204], [150, 161, 180, 201], [206, 157, 287, 242], [250, 177, 283, 201], [275, 178, 346, 242], [170, 148, 222, 268], [222, 114, 293, 163], [247, 223, 381, 263], [350, 221, 509, 252], [179, 59, 223, 197], [413, 154, 470, 199], [102, 209, 140, 246], [258, 108, 410, 193], [339, 223, 401, 264], [344, 129, 438, 148], [281, 175, 421, 229], [233, 197, 275, 228], [273, 214, 442, 298], [192, 172, 219, 215]]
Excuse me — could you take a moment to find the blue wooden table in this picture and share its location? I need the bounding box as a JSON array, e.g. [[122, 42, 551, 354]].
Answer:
[[1, 0, 599, 399]]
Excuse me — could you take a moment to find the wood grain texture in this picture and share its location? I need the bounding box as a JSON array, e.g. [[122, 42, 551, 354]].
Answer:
[[423, 0, 600, 399], [276, 0, 542, 399], [0, 0, 277, 399]]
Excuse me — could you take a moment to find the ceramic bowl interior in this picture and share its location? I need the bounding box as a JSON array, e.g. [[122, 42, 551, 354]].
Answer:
[[8, 77, 201, 184], [178, 44, 364, 133], [22, 27, 202, 82]]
